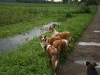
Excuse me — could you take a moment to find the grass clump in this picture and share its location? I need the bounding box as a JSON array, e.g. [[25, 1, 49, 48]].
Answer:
[[0, 38, 53, 75], [72, 5, 91, 14], [79, 5, 91, 13]]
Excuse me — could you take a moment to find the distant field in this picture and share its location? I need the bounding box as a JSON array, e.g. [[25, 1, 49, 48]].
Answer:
[[0, 3, 80, 39], [0, 3, 97, 75], [0, 3, 80, 25]]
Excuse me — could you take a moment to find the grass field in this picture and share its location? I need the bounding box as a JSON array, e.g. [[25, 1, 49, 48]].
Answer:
[[0, 3, 80, 39], [0, 3, 97, 75]]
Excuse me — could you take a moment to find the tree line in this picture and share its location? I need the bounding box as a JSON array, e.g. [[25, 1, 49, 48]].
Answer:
[[0, 0, 56, 3], [0, 0, 100, 5]]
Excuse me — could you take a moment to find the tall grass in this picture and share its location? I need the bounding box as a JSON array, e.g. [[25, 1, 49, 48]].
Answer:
[[0, 3, 80, 25], [0, 3, 97, 75], [0, 3, 81, 39], [0, 39, 52, 75]]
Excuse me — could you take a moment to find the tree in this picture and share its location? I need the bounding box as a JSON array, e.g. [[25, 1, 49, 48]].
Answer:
[[85, 0, 98, 6], [62, 0, 68, 4], [0, 0, 16, 2], [81, 0, 86, 2]]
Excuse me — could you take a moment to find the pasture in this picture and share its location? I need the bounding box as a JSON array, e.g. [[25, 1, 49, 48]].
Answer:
[[0, 3, 97, 75], [0, 3, 80, 39]]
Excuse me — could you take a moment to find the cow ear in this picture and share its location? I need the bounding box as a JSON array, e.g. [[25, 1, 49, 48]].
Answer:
[[86, 61, 90, 66]]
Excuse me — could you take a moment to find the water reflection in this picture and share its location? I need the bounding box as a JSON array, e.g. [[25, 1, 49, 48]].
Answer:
[[0, 22, 60, 53], [78, 42, 100, 46], [94, 30, 100, 33], [74, 60, 100, 68]]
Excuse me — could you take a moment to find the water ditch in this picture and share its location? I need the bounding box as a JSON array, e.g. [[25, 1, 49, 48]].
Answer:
[[0, 22, 60, 53], [94, 30, 100, 33], [75, 30, 100, 68], [78, 30, 100, 46], [74, 60, 100, 68], [78, 42, 100, 46]]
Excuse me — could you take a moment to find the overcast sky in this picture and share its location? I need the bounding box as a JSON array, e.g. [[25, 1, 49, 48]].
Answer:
[[48, 0, 62, 2], [54, 0, 62, 2], [54, 0, 81, 2]]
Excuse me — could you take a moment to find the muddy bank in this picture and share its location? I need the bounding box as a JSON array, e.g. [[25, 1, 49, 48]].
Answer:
[[57, 6, 100, 75]]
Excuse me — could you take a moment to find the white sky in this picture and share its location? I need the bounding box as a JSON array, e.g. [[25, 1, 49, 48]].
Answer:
[[48, 0, 62, 2], [54, 0, 62, 2], [50, 0, 81, 2]]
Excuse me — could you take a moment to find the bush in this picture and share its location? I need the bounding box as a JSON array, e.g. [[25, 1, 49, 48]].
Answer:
[[66, 11, 72, 18], [72, 5, 91, 14], [79, 5, 91, 13], [85, 0, 98, 6]]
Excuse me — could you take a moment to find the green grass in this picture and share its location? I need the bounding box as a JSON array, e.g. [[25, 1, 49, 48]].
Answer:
[[0, 18, 55, 39], [0, 3, 80, 39], [0, 39, 52, 75], [0, 3, 98, 75]]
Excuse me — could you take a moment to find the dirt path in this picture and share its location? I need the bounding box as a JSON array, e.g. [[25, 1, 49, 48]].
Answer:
[[57, 6, 100, 75]]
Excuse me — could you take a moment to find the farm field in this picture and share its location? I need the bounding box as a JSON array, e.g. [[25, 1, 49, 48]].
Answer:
[[0, 3, 98, 75], [0, 3, 80, 39]]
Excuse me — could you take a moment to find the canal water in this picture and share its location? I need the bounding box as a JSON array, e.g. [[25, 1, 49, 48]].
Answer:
[[0, 22, 60, 53]]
